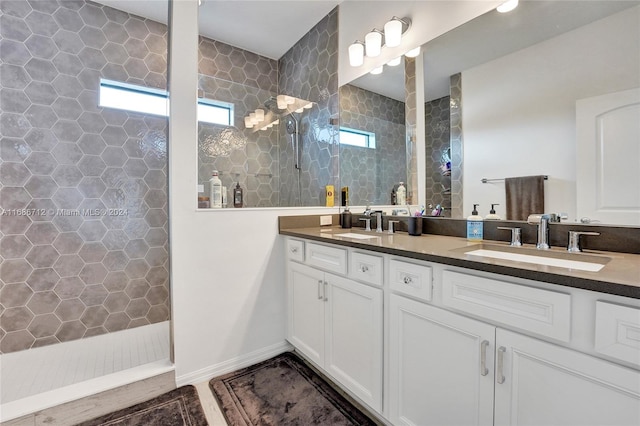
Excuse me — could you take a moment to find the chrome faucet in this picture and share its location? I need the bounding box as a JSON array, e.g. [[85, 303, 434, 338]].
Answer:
[[528, 214, 551, 249], [373, 211, 383, 233], [363, 202, 372, 217]]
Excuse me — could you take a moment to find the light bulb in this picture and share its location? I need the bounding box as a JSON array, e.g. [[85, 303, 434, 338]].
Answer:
[[365, 30, 382, 57], [387, 57, 401, 66], [295, 108, 304, 113], [348, 42, 364, 67], [303, 102, 313, 109], [249, 112, 258, 124], [405, 46, 421, 58], [384, 19, 402, 47], [370, 66, 383, 75], [244, 117, 253, 128], [273, 119, 279, 125], [255, 109, 264, 121], [497, 0, 518, 13], [284, 95, 295, 105], [276, 95, 287, 109]]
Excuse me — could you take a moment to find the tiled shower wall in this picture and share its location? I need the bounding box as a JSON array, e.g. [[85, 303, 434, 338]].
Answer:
[[449, 73, 463, 218], [425, 96, 451, 215], [278, 7, 339, 207], [196, 37, 281, 207], [0, 0, 170, 353], [339, 84, 406, 206]]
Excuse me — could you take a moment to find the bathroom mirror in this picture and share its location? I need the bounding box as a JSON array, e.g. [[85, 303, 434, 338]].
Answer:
[[343, 0, 640, 225]]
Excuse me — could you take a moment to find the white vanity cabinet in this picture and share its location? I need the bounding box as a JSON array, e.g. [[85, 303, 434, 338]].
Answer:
[[389, 294, 495, 426], [495, 328, 640, 426], [287, 252, 383, 412]]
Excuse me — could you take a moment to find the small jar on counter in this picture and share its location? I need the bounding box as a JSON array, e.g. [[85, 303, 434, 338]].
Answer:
[[198, 196, 210, 208]]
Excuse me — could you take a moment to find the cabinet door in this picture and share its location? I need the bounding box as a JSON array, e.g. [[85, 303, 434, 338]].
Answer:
[[287, 262, 325, 366], [495, 328, 640, 426], [389, 295, 495, 426], [324, 273, 383, 412]]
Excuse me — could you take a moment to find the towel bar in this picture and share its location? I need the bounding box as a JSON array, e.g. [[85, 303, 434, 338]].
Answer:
[[481, 176, 548, 183]]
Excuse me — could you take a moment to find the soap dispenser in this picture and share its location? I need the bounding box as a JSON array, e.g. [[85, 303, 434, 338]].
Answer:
[[467, 204, 484, 241], [485, 204, 502, 220]]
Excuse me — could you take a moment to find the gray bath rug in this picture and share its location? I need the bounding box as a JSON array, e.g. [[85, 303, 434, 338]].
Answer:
[[77, 385, 208, 425], [209, 352, 377, 425]]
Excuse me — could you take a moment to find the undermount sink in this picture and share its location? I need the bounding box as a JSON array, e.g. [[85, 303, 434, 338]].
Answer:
[[453, 244, 610, 272], [333, 232, 379, 240]]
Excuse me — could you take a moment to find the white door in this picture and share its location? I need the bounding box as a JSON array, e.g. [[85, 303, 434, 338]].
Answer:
[[495, 328, 640, 426], [287, 262, 325, 366], [389, 295, 495, 426], [576, 88, 640, 225], [324, 273, 383, 412]]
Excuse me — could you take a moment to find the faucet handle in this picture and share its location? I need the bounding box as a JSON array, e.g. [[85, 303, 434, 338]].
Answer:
[[497, 226, 522, 246], [388, 220, 400, 234], [567, 231, 600, 252], [359, 218, 372, 232]]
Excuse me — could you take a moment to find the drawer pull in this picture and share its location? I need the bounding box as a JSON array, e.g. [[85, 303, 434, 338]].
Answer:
[[403, 275, 413, 285], [290, 247, 298, 253], [317, 280, 323, 300], [323, 281, 328, 302], [480, 340, 489, 376], [359, 265, 369, 273], [497, 346, 506, 384]]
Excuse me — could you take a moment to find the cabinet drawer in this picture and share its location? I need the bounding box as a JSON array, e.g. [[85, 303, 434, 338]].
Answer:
[[286, 239, 304, 262], [389, 259, 432, 301], [349, 251, 383, 286], [595, 301, 640, 366], [306, 242, 347, 274], [442, 270, 571, 342]]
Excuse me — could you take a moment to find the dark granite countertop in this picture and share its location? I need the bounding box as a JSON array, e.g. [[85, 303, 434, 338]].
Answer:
[[280, 224, 640, 299]]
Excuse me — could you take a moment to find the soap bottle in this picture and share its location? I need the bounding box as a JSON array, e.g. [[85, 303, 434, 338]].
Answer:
[[396, 182, 406, 205], [341, 206, 352, 229], [209, 170, 222, 208], [485, 203, 502, 220], [233, 182, 243, 208], [467, 204, 484, 241]]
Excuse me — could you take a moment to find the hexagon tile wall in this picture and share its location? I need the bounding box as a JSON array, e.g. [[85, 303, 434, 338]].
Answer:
[[0, 0, 173, 354]]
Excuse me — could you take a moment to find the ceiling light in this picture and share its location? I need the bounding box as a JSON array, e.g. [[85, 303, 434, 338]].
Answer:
[[348, 41, 364, 67], [370, 66, 383, 75], [405, 46, 421, 58], [387, 57, 401, 66], [365, 30, 382, 57], [497, 0, 518, 13]]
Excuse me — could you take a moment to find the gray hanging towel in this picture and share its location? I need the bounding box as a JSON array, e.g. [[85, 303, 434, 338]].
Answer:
[[505, 175, 545, 221]]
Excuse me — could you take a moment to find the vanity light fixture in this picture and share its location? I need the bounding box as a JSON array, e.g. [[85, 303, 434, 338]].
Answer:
[[276, 95, 287, 109], [284, 95, 295, 105], [405, 46, 421, 58], [295, 107, 304, 113], [365, 30, 383, 57], [254, 108, 264, 121], [249, 112, 258, 125], [370, 66, 383, 75], [303, 102, 313, 109], [387, 57, 401, 66], [244, 117, 253, 129], [497, 0, 518, 13], [348, 41, 365, 67]]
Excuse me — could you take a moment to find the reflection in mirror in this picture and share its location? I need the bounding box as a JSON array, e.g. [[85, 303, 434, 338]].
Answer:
[[422, 0, 640, 225], [196, 6, 340, 208]]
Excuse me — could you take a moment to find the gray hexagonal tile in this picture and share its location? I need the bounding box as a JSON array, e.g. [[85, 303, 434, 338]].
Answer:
[[1, 113, 31, 137], [52, 164, 83, 187], [24, 151, 57, 175], [24, 175, 58, 198], [52, 97, 83, 121], [125, 297, 150, 319], [54, 298, 85, 321], [78, 242, 107, 263], [24, 34, 58, 59], [28, 313, 61, 338], [24, 57, 57, 82], [0, 283, 34, 308], [0, 39, 32, 66], [1, 306, 34, 332], [25, 222, 58, 245], [0, 88, 31, 113], [77, 176, 107, 198], [55, 321, 87, 342], [52, 232, 83, 255], [52, 120, 83, 143], [53, 276, 84, 299], [24, 81, 57, 105], [53, 254, 84, 277], [53, 187, 84, 209], [27, 290, 60, 314], [0, 162, 30, 186], [24, 104, 58, 129], [25, 128, 57, 152], [25, 245, 60, 268]]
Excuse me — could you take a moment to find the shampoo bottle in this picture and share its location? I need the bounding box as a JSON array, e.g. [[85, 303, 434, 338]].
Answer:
[[396, 182, 406, 205], [467, 204, 484, 241], [233, 182, 243, 208], [209, 171, 222, 208], [485, 203, 502, 220]]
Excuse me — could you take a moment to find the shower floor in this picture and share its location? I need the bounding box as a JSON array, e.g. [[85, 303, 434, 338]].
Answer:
[[0, 321, 172, 422]]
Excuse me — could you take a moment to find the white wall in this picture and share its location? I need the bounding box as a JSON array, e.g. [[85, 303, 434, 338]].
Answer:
[[462, 7, 640, 220], [168, 0, 342, 385]]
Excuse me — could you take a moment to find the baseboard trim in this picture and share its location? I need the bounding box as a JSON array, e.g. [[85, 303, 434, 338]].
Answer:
[[175, 340, 293, 387]]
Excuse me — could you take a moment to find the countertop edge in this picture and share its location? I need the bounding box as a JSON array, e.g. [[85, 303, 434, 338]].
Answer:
[[279, 229, 640, 299]]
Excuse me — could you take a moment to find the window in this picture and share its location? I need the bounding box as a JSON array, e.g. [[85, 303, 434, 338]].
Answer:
[[339, 127, 376, 148], [99, 79, 233, 126]]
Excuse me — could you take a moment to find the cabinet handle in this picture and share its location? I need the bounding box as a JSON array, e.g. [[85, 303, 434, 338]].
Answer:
[[496, 346, 506, 384], [290, 247, 298, 253], [359, 265, 369, 273], [403, 275, 413, 285], [317, 280, 323, 299], [480, 340, 489, 376], [323, 281, 328, 302]]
